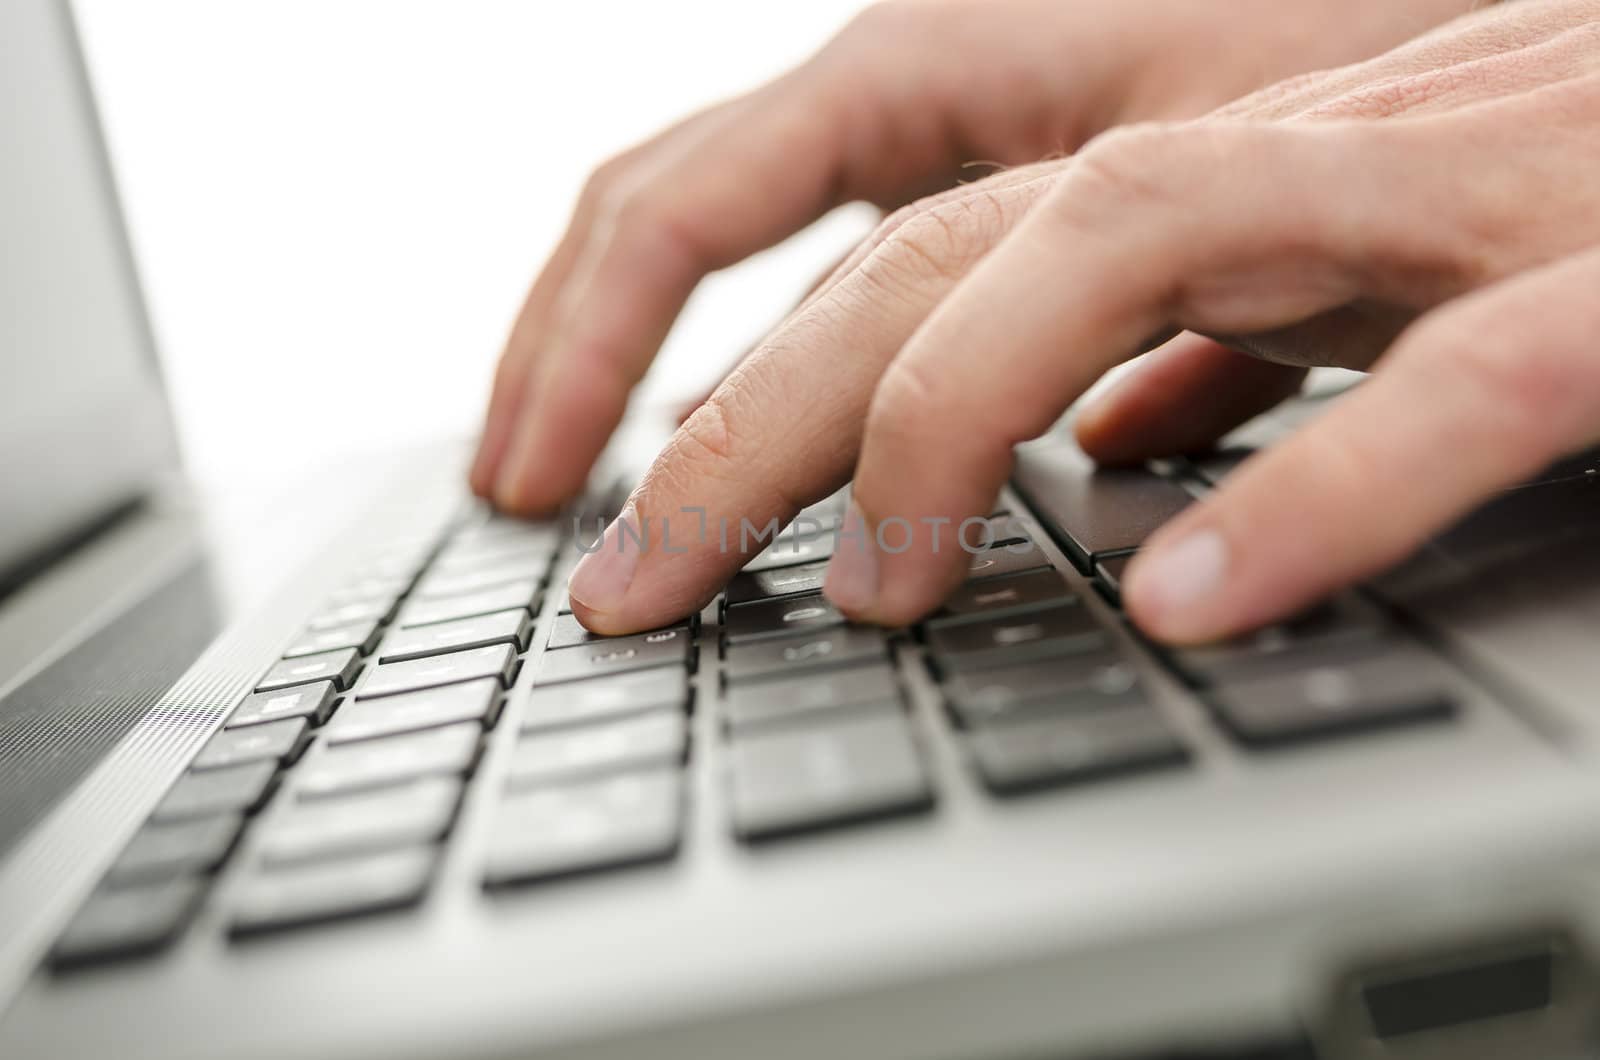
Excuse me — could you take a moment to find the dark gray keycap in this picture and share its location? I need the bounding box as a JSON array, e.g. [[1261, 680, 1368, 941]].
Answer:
[[231, 847, 436, 936], [945, 656, 1144, 727], [961, 513, 1030, 550], [306, 598, 392, 632], [295, 723, 481, 797], [1169, 597, 1388, 682], [506, 710, 685, 787], [1093, 551, 1136, 605], [533, 627, 691, 686], [1014, 439, 1194, 569], [546, 612, 689, 651], [397, 579, 541, 628], [1210, 647, 1455, 746], [728, 708, 932, 840], [379, 608, 531, 663], [1189, 446, 1255, 486], [413, 557, 550, 601], [742, 531, 835, 574], [256, 777, 462, 865], [723, 592, 847, 645], [359, 642, 517, 699], [521, 665, 689, 732], [284, 618, 382, 659], [926, 601, 1107, 672], [106, 815, 243, 886], [969, 708, 1188, 793], [192, 718, 308, 771], [725, 559, 830, 606], [325, 678, 500, 744], [227, 682, 337, 729], [964, 541, 1050, 581], [483, 769, 683, 886], [51, 878, 206, 967], [724, 663, 900, 732], [938, 568, 1074, 622], [724, 626, 888, 683], [257, 648, 361, 693], [153, 761, 278, 822]]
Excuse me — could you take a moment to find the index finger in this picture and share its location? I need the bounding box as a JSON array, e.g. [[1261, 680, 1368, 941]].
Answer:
[[564, 173, 1058, 633]]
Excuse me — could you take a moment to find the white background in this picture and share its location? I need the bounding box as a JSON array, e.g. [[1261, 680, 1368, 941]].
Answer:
[[75, 0, 875, 487]]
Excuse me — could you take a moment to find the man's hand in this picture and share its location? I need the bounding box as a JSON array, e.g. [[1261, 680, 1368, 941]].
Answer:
[[561, 0, 1600, 644], [471, 0, 1474, 514]]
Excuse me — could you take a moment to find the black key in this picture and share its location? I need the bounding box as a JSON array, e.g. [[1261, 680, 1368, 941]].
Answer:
[[1014, 439, 1193, 570], [413, 557, 550, 601], [1168, 597, 1387, 682], [945, 656, 1143, 727], [230, 847, 435, 936], [724, 663, 900, 732], [533, 628, 692, 686], [397, 579, 541, 628], [742, 531, 835, 574], [483, 769, 683, 886], [306, 598, 392, 632], [969, 708, 1188, 794], [283, 618, 381, 659], [1188, 446, 1255, 486], [725, 560, 830, 607], [324, 677, 499, 744], [153, 761, 278, 822], [723, 593, 846, 645], [256, 777, 462, 865], [964, 540, 1050, 581], [1093, 551, 1135, 605], [1210, 647, 1455, 746], [960, 513, 1030, 550], [546, 612, 689, 651], [521, 665, 689, 732], [296, 723, 482, 797], [106, 815, 243, 886], [506, 710, 686, 788], [728, 708, 932, 840], [379, 608, 532, 663], [192, 718, 308, 771], [257, 648, 361, 693], [359, 642, 517, 699], [724, 626, 888, 683], [51, 879, 206, 967], [226, 682, 337, 729], [938, 568, 1074, 622], [926, 601, 1107, 672]]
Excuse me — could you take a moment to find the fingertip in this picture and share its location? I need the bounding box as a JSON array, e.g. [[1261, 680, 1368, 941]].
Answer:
[[1121, 527, 1234, 645]]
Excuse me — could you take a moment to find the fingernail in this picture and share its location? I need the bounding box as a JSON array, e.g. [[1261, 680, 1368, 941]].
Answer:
[[568, 502, 644, 615], [1128, 528, 1227, 632], [823, 501, 879, 615]]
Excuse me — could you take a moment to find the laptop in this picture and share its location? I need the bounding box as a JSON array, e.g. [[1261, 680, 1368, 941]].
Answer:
[[6, 2, 1600, 1058]]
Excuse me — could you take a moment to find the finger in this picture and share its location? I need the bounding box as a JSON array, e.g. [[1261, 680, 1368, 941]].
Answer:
[[469, 106, 723, 497], [1074, 334, 1308, 465], [838, 117, 1499, 625], [1126, 244, 1600, 642], [564, 173, 1061, 634], [490, 53, 967, 514], [673, 164, 1058, 425]]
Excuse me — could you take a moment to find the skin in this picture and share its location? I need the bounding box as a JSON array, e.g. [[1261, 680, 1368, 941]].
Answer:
[[477, 0, 1600, 644]]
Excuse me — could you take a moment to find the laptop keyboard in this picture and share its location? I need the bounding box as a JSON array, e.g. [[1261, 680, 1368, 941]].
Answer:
[[48, 449, 1467, 969]]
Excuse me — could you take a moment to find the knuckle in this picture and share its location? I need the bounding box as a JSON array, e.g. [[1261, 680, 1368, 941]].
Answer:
[[869, 356, 948, 449], [1056, 121, 1205, 222], [865, 191, 1008, 288], [835, 1, 924, 47]]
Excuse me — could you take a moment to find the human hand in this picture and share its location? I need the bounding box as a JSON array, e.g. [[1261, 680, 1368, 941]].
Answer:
[[562, 0, 1600, 645], [471, 0, 1475, 513]]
